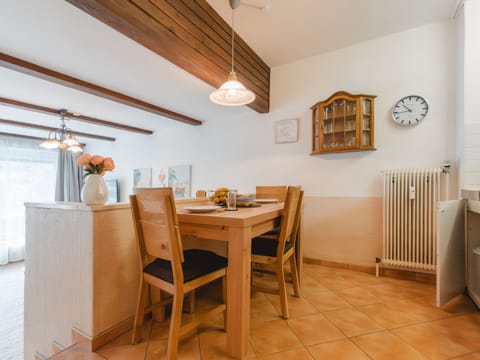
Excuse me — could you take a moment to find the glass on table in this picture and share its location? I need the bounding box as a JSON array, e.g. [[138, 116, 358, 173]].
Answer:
[[206, 190, 215, 205], [226, 190, 237, 211]]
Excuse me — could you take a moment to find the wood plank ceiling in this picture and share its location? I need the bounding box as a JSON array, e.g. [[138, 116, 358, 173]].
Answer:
[[66, 0, 271, 113]]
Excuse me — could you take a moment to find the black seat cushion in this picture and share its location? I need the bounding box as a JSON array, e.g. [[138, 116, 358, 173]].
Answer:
[[251, 237, 293, 257], [144, 249, 227, 284]]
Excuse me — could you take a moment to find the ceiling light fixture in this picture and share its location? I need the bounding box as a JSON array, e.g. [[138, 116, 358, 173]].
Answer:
[[39, 109, 83, 153], [209, 0, 256, 106]]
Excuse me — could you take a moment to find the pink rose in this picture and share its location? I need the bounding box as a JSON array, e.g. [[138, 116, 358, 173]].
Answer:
[[90, 155, 105, 165], [76, 153, 92, 166], [103, 158, 115, 171]]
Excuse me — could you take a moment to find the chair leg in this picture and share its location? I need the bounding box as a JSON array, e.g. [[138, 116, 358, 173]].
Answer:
[[167, 291, 184, 360], [187, 290, 195, 314], [289, 254, 301, 297], [131, 278, 148, 344], [222, 276, 227, 331], [277, 262, 289, 319]]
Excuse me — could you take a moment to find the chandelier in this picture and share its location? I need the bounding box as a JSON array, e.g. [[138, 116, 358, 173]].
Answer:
[[39, 109, 83, 153], [209, 0, 255, 106]]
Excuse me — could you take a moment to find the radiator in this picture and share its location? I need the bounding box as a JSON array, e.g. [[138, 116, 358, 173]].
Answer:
[[382, 168, 447, 272]]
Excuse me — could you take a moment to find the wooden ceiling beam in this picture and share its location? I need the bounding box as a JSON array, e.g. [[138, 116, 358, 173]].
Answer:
[[0, 118, 115, 141], [0, 52, 202, 126], [65, 0, 270, 113], [0, 96, 153, 134], [0, 132, 87, 146]]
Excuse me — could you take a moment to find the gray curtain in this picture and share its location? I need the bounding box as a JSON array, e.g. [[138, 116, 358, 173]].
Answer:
[[55, 149, 84, 201]]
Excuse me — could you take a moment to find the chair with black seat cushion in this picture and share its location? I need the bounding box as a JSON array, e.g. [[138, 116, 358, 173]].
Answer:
[[255, 185, 287, 202], [251, 186, 302, 319], [130, 187, 227, 360]]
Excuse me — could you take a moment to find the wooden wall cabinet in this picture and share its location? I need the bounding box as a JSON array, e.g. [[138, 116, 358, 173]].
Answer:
[[311, 91, 377, 154]]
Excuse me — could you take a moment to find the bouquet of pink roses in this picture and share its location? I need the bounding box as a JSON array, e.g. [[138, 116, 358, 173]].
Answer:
[[76, 153, 115, 176]]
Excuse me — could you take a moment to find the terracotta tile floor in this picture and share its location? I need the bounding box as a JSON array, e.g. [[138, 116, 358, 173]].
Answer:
[[30, 264, 480, 359]]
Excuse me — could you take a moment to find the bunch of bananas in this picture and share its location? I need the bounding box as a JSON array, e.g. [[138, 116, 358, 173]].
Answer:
[[211, 187, 229, 205]]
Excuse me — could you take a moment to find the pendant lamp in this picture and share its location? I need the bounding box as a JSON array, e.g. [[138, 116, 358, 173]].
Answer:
[[39, 109, 83, 153], [209, 0, 255, 106]]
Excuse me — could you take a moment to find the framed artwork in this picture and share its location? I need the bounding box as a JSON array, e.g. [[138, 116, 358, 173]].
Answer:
[[133, 168, 152, 188], [275, 119, 298, 143], [105, 179, 119, 203], [152, 167, 168, 187], [168, 164, 191, 198]]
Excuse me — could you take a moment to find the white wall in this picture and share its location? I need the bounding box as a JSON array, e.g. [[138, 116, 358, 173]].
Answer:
[[462, 0, 480, 186], [88, 21, 457, 266], [90, 21, 456, 201]]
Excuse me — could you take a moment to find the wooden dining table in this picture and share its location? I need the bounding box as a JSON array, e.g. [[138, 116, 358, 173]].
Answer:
[[177, 203, 284, 359]]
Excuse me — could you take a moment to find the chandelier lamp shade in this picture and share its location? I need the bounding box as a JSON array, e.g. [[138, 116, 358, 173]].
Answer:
[[39, 109, 83, 153], [209, 0, 255, 106]]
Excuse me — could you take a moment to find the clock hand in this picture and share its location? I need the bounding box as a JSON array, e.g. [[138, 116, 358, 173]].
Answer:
[[395, 110, 410, 114], [402, 104, 412, 112]]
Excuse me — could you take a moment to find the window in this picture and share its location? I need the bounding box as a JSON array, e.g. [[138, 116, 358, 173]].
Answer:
[[0, 137, 57, 265]]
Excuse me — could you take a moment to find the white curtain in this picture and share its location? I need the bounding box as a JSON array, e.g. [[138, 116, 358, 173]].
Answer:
[[55, 149, 83, 202], [0, 136, 57, 265]]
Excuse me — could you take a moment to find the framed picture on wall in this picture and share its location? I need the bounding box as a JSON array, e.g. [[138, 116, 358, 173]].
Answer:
[[133, 168, 152, 188], [275, 119, 298, 143], [105, 179, 119, 203], [152, 167, 168, 187], [168, 164, 191, 198]]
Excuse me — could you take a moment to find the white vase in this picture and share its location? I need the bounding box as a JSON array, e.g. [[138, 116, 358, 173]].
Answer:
[[81, 174, 109, 205]]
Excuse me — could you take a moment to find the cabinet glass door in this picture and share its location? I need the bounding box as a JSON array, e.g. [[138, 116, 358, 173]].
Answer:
[[361, 99, 372, 147]]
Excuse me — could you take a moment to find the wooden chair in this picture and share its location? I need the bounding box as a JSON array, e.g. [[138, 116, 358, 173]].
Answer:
[[251, 186, 303, 319], [129, 187, 227, 360], [255, 185, 287, 202]]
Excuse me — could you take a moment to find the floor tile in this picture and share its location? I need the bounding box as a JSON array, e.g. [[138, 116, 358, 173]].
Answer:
[[453, 353, 480, 359], [287, 313, 345, 346], [308, 339, 370, 359], [258, 347, 313, 360], [352, 330, 428, 359], [392, 322, 471, 359], [357, 302, 424, 329], [264, 293, 318, 319], [198, 329, 256, 359], [323, 308, 384, 337], [146, 331, 200, 359], [335, 286, 382, 306], [250, 319, 303, 355], [302, 289, 352, 312], [250, 292, 281, 326], [430, 313, 480, 351], [49, 344, 106, 360]]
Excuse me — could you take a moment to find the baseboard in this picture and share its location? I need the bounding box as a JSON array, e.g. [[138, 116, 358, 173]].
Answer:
[[34, 351, 48, 360], [303, 257, 436, 284], [51, 340, 65, 354], [72, 316, 134, 351], [303, 258, 376, 275]]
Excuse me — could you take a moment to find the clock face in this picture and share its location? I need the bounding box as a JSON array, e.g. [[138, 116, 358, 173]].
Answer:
[[392, 95, 428, 126]]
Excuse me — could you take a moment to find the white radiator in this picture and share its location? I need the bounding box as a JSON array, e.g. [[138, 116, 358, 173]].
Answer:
[[382, 168, 448, 272]]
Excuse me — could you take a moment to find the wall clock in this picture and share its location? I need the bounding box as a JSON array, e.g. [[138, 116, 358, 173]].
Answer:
[[392, 95, 429, 126]]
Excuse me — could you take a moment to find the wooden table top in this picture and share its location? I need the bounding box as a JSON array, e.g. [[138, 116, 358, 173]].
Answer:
[[177, 202, 284, 227]]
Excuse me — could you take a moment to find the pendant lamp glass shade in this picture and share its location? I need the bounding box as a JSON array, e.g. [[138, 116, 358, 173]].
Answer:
[[209, 71, 255, 106], [209, 1, 255, 106]]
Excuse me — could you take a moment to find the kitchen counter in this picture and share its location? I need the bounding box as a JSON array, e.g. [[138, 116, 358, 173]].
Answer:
[[24, 202, 138, 359]]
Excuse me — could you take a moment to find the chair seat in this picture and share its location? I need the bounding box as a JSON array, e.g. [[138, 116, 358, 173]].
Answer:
[[252, 237, 293, 257], [144, 249, 227, 284]]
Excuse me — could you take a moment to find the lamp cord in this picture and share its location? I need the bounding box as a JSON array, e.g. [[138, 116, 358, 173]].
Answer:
[[231, 8, 235, 73]]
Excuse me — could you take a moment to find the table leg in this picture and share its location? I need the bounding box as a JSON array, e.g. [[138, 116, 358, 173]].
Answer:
[[226, 226, 251, 359]]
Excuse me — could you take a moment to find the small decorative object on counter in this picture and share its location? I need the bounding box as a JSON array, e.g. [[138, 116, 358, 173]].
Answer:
[[77, 153, 115, 205]]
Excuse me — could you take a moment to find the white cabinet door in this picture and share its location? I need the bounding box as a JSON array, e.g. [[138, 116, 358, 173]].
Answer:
[[436, 199, 466, 307]]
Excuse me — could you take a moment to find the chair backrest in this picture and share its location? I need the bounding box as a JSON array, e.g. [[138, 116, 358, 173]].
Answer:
[[130, 188, 184, 272], [276, 186, 302, 258], [255, 185, 287, 202], [290, 190, 304, 247]]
